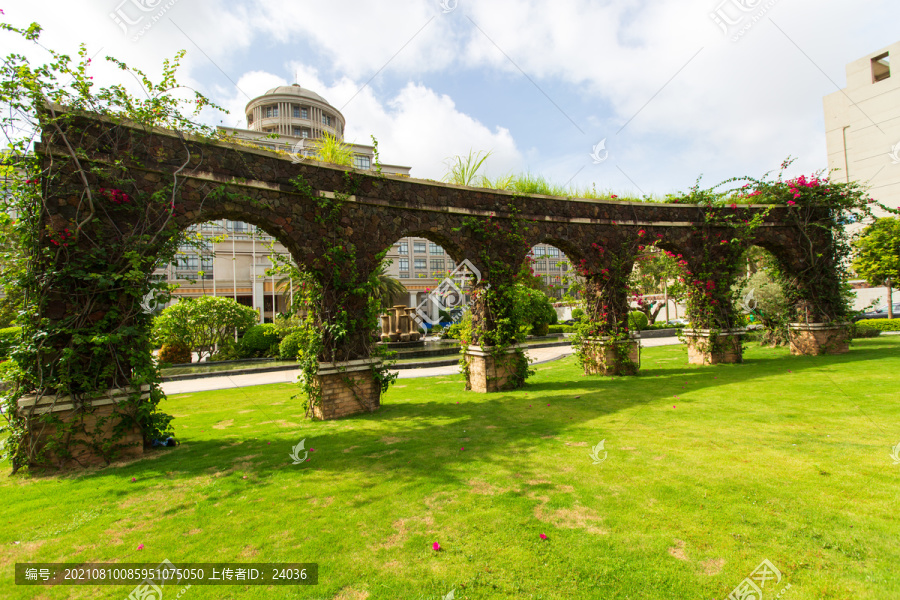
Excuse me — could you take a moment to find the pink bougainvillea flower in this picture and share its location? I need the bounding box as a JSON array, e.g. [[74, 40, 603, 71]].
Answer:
[[309, 448, 316, 452], [433, 542, 441, 551], [673, 405, 676, 409], [547, 403, 550, 406], [539, 533, 548, 540], [137, 544, 144, 550], [242, 475, 247, 479], [131, 477, 136, 482]]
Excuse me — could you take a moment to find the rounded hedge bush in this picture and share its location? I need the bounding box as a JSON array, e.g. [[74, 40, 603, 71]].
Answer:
[[628, 311, 649, 331], [279, 331, 305, 360], [241, 324, 280, 353], [856, 318, 900, 332], [571, 308, 585, 321], [0, 326, 22, 359], [159, 342, 192, 365]]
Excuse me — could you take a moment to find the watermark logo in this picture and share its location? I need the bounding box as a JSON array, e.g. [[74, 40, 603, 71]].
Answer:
[[439, 0, 458, 13], [726, 559, 790, 600], [127, 558, 191, 600], [289, 140, 308, 164], [414, 259, 481, 326], [709, 0, 779, 42], [890, 442, 900, 465], [589, 139, 609, 164], [589, 440, 608, 465], [740, 288, 757, 314], [889, 142, 900, 165], [443, 589, 456, 600], [289, 439, 308, 465], [110, 0, 180, 42]]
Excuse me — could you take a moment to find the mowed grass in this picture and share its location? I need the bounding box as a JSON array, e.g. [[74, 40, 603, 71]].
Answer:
[[2, 338, 900, 599]]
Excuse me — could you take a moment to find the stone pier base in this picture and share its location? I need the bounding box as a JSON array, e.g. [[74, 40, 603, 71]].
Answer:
[[464, 345, 527, 392], [683, 329, 745, 365], [17, 386, 147, 468], [580, 337, 640, 375], [311, 359, 382, 419], [789, 323, 850, 355]]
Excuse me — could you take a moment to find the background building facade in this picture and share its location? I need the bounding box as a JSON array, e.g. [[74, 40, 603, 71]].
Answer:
[[824, 42, 900, 309]]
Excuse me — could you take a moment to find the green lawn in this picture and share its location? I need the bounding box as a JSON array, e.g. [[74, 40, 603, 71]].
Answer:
[[3, 338, 900, 599]]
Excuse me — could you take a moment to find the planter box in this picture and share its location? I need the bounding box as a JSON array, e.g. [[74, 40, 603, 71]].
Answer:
[[580, 337, 641, 376], [311, 359, 382, 420], [682, 329, 746, 365], [788, 323, 850, 355], [464, 345, 527, 393], [16, 386, 148, 469]]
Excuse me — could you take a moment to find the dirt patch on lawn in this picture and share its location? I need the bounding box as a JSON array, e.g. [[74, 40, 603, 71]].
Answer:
[[564, 441, 588, 447], [212, 419, 233, 429], [365, 449, 399, 459], [668, 539, 689, 561], [529, 493, 607, 535], [379, 514, 435, 549], [379, 436, 407, 445], [332, 588, 369, 600], [342, 446, 359, 453], [702, 557, 725, 575]]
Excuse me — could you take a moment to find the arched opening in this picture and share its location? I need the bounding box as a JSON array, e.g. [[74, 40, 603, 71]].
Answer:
[[378, 230, 471, 338], [733, 245, 794, 346], [152, 215, 312, 365], [158, 219, 297, 324], [628, 245, 689, 326]]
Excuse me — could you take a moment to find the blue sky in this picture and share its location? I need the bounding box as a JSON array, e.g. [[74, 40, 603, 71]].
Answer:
[[3, 0, 898, 196]]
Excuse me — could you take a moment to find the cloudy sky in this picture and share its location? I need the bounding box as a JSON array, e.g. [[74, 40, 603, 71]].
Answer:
[[2, 0, 897, 196]]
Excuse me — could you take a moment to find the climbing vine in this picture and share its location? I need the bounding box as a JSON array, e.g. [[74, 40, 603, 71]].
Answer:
[[287, 173, 397, 417], [454, 204, 534, 390], [0, 19, 223, 470]]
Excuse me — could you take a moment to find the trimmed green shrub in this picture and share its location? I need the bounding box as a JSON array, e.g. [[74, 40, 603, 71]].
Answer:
[[0, 326, 21, 359], [240, 324, 280, 355], [531, 323, 550, 336], [628, 311, 649, 331], [279, 331, 305, 360], [549, 311, 558, 325], [159, 342, 191, 365], [856, 318, 900, 332], [571, 308, 585, 321], [443, 323, 463, 339], [548, 325, 577, 334], [849, 323, 881, 339]]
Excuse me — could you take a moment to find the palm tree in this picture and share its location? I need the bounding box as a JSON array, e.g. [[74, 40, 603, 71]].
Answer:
[[374, 262, 407, 309]]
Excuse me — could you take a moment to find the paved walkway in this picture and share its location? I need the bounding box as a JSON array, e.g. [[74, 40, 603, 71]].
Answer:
[[161, 336, 682, 395]]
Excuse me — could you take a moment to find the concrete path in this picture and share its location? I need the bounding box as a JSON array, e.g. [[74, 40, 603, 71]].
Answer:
[[161, 336, 682, 395]]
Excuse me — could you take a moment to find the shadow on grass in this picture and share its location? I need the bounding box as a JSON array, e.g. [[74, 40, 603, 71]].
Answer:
[[18, 338, 897, 496]]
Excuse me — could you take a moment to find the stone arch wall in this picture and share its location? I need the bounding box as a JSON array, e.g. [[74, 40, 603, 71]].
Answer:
[[18, 109, 849, 468]]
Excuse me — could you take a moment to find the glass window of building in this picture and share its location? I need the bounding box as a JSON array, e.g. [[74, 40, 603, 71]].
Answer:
[[547, 247, 559, 257], [399, 258, 409, 272], [550, 261, 560, 271], [431, 259, 444, 272], [414, 241, 426, 253], [534, 247, 546, 257], [414, 258, 426, 271], [353, 155, 371, 169], [301, 107, 309, 119], [429, 243, 443, 255], [322, 114, 332, 126], [265, 105, 278, 118], [398, 241, 409, 254]]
